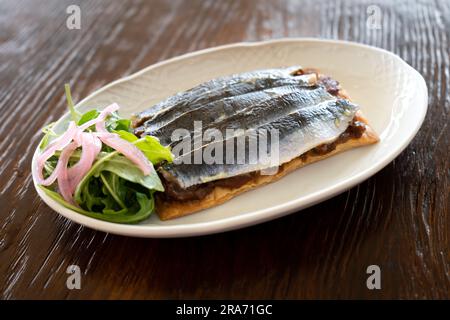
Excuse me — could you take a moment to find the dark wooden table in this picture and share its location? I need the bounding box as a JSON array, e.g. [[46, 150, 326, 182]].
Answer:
[[0, 0, 448, 299]]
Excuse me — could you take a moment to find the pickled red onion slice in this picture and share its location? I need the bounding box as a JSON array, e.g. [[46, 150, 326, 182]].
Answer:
[[94, 112, 153, 175], [96, 131, 153, 176], [56, 141, 80, 204], [78, 103, 119, 131], [67, 132, 102, 192], [36, 121, 78, 185]]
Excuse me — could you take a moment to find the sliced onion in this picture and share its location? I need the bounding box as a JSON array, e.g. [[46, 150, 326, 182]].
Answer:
[[36, 121, 78, 185], [96, 113, 153, 176], [57, 141, 80, 204], [96, 132, 153, 176], [67, 132, 102, 192], [78, 103, 119, 131]]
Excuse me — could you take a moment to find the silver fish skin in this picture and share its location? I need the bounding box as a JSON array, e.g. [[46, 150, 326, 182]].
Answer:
[[142, 76, 316, 136], [133, 66, 312, 129], [161, 99, 359, 189], [151, 85, 335, 146]]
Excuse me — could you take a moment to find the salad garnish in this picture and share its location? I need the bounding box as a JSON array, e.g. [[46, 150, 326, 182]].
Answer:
[[36, 85, 173, 223]]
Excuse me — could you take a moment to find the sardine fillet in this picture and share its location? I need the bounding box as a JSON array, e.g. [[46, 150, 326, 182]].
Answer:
[[134, 68, 379, 220], [156, 111, 378, 220]]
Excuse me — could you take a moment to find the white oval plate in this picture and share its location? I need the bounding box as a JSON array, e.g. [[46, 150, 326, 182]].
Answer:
[[32, 38, 427, 238]]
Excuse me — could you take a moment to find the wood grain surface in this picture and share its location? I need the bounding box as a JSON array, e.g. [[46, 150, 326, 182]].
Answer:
[[0, 0, 449, 299]]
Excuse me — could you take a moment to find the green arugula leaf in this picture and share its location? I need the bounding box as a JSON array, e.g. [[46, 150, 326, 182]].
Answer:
[[106, 113, 132, 132], [40, 185, 155, 224], [39, 122, 57, 150], [66, 151, 163, 222], [64, 84, 81, 122], [114, 129, 138, 142], [100, 172, 126, 209], [77, 109, 99, 126], [114, 118, 132, 131], [134, 136, 173, 164], [114, 130, 173, 165], [75, 153, 163, 197]]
